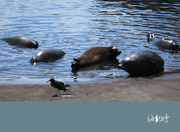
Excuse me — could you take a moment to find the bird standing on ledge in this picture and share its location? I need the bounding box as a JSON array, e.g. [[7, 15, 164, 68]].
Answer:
[[47, 78, 71, 96]]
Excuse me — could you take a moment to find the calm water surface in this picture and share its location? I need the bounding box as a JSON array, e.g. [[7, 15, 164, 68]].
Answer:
[[0, 0, 180, 84]]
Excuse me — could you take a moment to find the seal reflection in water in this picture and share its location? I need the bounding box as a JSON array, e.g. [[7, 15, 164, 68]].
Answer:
[[118, 50, 164, 77], [147, 33, 179, 52], [30, 49, 65, 64], [71, 46, 122, 71], [2, 36, 38, 48], [47, 78, 71, 96]]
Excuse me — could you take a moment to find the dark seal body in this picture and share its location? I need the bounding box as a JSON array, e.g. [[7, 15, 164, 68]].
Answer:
[[147, 33, 179, 52], [30, 49, 65, 63], [2, 36, 38, 48], [71, 46, 122, 71], [118, 50, 164, 76]]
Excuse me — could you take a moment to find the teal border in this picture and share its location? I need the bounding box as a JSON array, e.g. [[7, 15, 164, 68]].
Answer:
[[0, 102, 179, 132]]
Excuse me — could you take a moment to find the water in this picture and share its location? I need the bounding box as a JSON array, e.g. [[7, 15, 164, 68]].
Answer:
[[0, 0, 180, 84]]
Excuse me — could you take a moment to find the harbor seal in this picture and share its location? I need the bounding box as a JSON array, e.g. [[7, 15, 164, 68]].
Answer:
[[30, 49, 65, 63], [147, 33, 179, 52], [71, 46, 122, 71], [118, 50, 164, 76], [2, 36, 38, 48]]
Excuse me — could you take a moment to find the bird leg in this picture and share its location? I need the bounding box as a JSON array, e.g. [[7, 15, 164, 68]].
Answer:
[[56, 89, 60, 96]]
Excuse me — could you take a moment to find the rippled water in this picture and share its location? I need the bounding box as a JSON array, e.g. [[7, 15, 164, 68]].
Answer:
[[0, 0, 180, 84]]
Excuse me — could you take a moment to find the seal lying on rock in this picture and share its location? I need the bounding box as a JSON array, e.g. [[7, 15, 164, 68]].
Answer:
[[71, 46, 122, 71], [30, 49, 65, 63], [147, 33, 179, 52], [118, 50, 164, 76], [2, 36, 38, 48]]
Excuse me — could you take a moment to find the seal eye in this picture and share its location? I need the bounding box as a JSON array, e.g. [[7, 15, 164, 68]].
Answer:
[[110, 47, 122, 56]]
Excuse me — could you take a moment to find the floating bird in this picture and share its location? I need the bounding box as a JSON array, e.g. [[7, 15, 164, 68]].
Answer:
[[47, 78, 71, 96]]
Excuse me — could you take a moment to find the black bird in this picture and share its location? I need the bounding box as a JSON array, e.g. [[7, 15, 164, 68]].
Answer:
[[47, 78, 71, 96]]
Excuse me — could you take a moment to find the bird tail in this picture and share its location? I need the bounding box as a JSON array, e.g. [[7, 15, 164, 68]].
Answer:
[[65, 84, 71, 92], [65, 84, 70, 87]]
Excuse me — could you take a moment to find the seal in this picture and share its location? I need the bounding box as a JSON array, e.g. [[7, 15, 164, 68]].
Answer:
[[30, 49, 65, 63], [71, 46, 122, 71], [147, 33, 179, 52], [2, 36, 38, 48], [118, 50, 164, 76]]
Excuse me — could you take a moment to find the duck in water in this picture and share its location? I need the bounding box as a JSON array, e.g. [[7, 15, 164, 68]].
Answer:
[[147, 33, 179, 52], [47, 78, 71, 96]]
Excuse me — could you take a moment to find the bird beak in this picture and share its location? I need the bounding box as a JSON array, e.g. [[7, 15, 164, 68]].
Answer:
[[47, 80, 50, 82]]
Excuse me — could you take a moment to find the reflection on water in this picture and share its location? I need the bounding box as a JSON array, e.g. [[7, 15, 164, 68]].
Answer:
[[52, 94, 74, 98], [0, 0, 179, 84]]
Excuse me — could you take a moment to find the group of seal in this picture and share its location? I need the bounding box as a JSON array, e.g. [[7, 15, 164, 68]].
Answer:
[[2, 33, 179, 77], [71, 46, 164, 77], [2, 33, 179, 95], [71, 32, 179, 77], [119, 33, 179, 76], [2, 36, 68, 96], [1, 36, 66, 64]]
